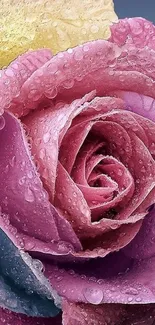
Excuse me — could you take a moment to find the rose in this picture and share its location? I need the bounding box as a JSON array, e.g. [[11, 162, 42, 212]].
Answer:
[[1, 17, 155, 325]]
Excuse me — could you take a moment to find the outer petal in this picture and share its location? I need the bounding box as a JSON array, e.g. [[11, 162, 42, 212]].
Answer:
[[123, 205, 155, 260], [0, 308, 62, 325], [0, 49, 52, 116], [0, 111, 81, 256], [7, 38, 155, 116], [45, 253, 155, 304], [62, 300, 155, 325], [106, 91, 155, 122], [62, 300, 123, 325]]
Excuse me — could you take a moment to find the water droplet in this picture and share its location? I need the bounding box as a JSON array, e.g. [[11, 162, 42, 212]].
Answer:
[[74, 51, 83, 61], [4, 165, 9, 174], [135, 297, 142, 302], [21, 161, 26, 168], [97, 279, 103, 285], [117, 169, 123, 176], [11, 227, 17, 235], [68, 269, 75, 275], [44, 87, 57, 99], [43, 132, 50, 143], [83, 45, 90, 52], [18, 238, 25, 249], [25, 188, 34, 202], [67, 48, 73, 54], [57, 241, 71, 253], [33, 259, 44, 272], [127, 296, 133, 302], [90, 25, 99, 34], [6, 297, 18, 308], [56, 276, 63, 282], [89, 277, 97, 282], [63, 79, 74, 89], [83, 288, 103, 304], [2, 214, 10, 225], [44, 247, 50, 253], [123, 287, 139, 295], [39, 148, 46, 159], [0, 116, 5, 130], [19, 176, 26, 185], [27, 171, 33, 179], [110, 223, 118, 230], [9, 156, 16, 167], [25, 241, 35, 250]]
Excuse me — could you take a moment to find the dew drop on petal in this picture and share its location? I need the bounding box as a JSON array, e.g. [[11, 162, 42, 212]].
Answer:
[[123, 287, 139, 295], [9, 156, 16, 167], [43, 132, 50, 144], [39, 148, 46, 160], [33, 259, 44, 272], [57, 241, 72, 253], [25, 241, 35, 250], [127, 296, 133, 302], [135, 297, 142, 302], [19, 176, 26, 185], [83, 287, 103, 304], [6, 297, 18, 309], [110, 223, 118, 230], [25, 188, 34, 202], [27, 171, 33, 179], [56, 276, 63, 282], [0, 116, 5, 130]]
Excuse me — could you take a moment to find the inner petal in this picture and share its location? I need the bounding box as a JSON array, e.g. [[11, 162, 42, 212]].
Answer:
[[23, 92, 95, 200], [79, 155, 134, 221], [54, 162, 91, 236]]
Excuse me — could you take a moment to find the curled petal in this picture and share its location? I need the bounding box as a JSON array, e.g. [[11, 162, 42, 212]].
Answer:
[[6, 38, 155, 116], [110, 17, 155, 50], [0, 49, 52, 116]]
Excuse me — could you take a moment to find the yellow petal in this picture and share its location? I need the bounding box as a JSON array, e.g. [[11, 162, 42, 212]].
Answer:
[[0, 0, 118, 68]]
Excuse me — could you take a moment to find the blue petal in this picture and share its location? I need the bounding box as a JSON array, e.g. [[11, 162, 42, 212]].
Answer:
[[0, 229, 60, 317]]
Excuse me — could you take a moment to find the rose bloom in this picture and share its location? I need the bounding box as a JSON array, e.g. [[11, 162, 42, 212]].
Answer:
[[1, 17, 155, 325]]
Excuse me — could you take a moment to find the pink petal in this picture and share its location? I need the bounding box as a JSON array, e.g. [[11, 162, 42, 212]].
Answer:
[[24, 92, 95, 200], [7, 38, 155, 117], [0, 111, 81, 255], [123, 203, 155, 260], [110, 18, 155, 50], [107, 91, 155, 122], [117, 132, 155, 219], [62, 300, 123, 325], [62, 300, 155, 325], [45, 254, 155, 304], [54, 161, 143, 258], [0, 49, 52, 116], [72, 96, 125, 126], [54, 162, 91, 236], [87, 156, 134, 221]]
